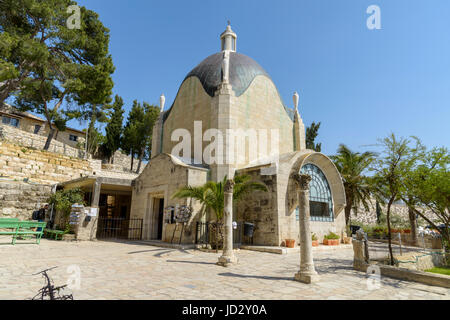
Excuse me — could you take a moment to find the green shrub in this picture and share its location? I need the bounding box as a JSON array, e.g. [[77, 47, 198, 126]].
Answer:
[[311, 233, 318, 241], [324, 231, 340, 240], [48, 188, 85, 217]]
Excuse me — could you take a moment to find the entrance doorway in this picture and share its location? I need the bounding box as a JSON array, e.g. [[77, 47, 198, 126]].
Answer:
[[157, 198, 164, 240]]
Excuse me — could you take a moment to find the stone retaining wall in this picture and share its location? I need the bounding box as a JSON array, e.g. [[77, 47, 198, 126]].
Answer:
[[0, 140, 93, 185], [0, 181, 53, 220], [0, 124, 86, 158]]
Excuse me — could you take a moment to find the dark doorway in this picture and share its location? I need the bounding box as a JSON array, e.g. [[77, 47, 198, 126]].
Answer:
[[157, 198, 164, 240]]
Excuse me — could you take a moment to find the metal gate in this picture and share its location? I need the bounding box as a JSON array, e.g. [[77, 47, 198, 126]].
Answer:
[[195, 221, 243, 247], [97, 217, 143, 240]]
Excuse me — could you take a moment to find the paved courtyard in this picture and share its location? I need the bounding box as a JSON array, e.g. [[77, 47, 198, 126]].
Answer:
[[0, 239, 448, 300]]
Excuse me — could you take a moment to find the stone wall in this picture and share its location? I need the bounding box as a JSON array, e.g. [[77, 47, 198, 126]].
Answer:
[[235, 167, 280, 246], [0, 180, 53, 220], [110, 150, 144, 173], [0, 124, 86, 158], [0, 140, 93, 185]]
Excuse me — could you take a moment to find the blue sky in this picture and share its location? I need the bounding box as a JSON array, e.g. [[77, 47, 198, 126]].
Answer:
[[72, 0, 450, 155]]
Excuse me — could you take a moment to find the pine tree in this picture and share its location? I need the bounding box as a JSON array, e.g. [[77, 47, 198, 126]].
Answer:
[[103, 95, 124, 163]]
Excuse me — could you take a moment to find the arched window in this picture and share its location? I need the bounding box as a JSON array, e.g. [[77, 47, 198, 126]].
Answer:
[[296, 164, 334, 222]]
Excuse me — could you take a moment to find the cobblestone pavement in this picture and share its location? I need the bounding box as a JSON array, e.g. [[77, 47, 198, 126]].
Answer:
[[0, 239, 448, 300]]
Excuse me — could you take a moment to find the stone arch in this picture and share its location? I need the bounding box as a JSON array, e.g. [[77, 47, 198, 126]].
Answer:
[[279, 150, 346, 219]]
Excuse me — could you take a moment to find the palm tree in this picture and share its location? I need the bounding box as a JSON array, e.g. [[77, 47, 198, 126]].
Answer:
[[172, 174, 267, 250], [172, 174, 268, 221], [330, 144, 376, 226]]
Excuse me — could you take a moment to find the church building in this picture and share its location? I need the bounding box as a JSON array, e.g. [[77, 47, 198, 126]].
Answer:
[[130, 24, 346, 246]]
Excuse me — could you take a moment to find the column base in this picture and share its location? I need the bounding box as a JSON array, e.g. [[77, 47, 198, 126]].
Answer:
[[217, 254, 238, 267], [294, 271, 320, 284]]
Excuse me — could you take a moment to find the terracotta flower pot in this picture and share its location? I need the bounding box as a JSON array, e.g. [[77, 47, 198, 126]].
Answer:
[[285, 239, 295, 248], [323, 239, 339, 246], [312, 240, 319, 247]]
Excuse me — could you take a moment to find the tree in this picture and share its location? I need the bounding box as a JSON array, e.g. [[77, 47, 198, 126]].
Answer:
[[402, 146, 449, 249], [371, 134, 423, 265], [306, 121, 322, 152], [330, 144, 376, 226], [135, 103, 159, 173], [103, 95, 124, 163], [83, 124, 104, 155], [122, 101, 144, 171], [1, 0, 114, 150], [122, 100, 160, 172]]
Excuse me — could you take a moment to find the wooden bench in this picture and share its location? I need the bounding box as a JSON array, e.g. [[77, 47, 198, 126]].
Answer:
[[0, 220, 46, 245], [44, 229, 66, 240]]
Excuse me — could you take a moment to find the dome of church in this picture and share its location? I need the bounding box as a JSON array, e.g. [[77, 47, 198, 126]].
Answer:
[[184, 51, 271, 97]]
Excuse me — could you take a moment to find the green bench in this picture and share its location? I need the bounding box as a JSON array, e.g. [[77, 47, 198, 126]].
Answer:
[[0, 220, 46, 245], [44, 229, 66, 240]]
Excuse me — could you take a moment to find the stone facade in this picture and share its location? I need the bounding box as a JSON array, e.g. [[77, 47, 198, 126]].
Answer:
[[132, 25, 347, 246], [236, 151, 346, 246], [130, 153, 208, 243]]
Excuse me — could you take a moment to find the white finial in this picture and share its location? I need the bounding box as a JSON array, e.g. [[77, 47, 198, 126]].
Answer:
[[293, 91, 299, 112], [160, 94, 165, 112], [220, 23, 237, 52]]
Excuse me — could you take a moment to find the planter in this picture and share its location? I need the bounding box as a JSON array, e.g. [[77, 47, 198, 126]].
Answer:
[[285, 239, 295, 248], [323, 238, 339, 246], [402, 229, 411, 234], [312, 240, 319, 247]]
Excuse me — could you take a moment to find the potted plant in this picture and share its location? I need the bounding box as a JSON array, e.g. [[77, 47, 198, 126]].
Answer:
[[285, 239, 295, 248], [311, 233, 319, 247], [323, 231, 340, 245]]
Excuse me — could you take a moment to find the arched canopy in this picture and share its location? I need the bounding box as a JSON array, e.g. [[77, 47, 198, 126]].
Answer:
[[279, 150, 346, 218]]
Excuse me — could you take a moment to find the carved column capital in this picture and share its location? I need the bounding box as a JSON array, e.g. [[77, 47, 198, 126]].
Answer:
[[224, 179, 235, 193], [291, 173, 311, 191]]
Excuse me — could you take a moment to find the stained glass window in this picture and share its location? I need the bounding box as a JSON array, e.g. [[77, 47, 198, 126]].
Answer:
[[296, 163, 334, 222]]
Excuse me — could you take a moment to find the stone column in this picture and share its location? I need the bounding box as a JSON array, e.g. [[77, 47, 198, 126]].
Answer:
[[217, 179, 238, 267], [292, 173, 320, 283], [91, 179, 102, 208]]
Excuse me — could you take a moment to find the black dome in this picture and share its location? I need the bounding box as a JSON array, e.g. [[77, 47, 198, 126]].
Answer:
[[184, 52, 271, 97]]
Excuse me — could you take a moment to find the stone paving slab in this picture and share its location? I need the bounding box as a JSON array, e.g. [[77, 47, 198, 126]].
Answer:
[[0, 239, 448, 300]]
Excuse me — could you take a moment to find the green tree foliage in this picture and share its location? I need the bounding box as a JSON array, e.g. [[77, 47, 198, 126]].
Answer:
[[122, 101, 144, 171], [135, 103, 160, 172], [306, 121, 322, 152], [401, 146, 449, 248], [102, 95, 124, 162], [330, 144, 376, 226], [122, 100, 159, 172], [0, 0, 114, 150], [83, 123, 104, 155], [371, 133, 424, 265], [48, 188, 85, 217]]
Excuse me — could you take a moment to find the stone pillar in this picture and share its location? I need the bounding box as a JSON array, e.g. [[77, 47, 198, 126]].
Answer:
[[292, 173, 319, 283], [91, 179, 101, 208], [353, 229, 369, 271], [217, 179, 238, 267], [151, 116, 164, 159]]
